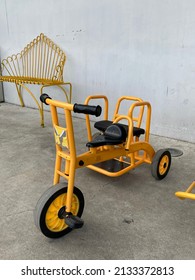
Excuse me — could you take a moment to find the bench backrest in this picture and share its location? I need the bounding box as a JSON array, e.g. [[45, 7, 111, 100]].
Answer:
[[1, 33, 66, 82]]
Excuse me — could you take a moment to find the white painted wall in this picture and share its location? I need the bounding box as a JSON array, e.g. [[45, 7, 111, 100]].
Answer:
[[1, 0, 195, 142]]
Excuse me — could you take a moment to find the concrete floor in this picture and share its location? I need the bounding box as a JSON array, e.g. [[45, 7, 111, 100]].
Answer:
[[0, 102, 194, 260]]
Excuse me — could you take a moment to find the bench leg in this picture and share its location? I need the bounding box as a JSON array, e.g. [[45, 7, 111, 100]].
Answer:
[[18, 83, 44, 127], [40, 82, 72, 104], [56, 82, 72, 103], [15, 84, 25, 107]]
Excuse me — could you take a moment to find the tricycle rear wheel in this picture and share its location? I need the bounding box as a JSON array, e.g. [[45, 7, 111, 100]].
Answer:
[[151, 149, 171, 180]]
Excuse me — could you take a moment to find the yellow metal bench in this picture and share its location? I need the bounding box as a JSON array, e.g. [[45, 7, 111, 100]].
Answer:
[[0, 33, 72, 126]]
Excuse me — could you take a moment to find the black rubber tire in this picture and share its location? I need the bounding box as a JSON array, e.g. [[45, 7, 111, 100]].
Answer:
[[34, 183, 84, 238], [151, 149, 171, 180]]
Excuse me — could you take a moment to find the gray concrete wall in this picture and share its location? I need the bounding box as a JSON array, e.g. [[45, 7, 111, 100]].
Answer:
[[0, 0, 195, 142], [0, 51, 4, 102]]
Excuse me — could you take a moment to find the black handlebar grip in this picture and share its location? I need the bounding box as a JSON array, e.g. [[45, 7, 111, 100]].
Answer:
[[40, 94, 52, 105], [73, 103, 102, 117]]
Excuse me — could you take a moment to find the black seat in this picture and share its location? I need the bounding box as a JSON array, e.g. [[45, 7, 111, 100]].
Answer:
[[86, 123, 127, 148], [94, 120, 145, 137]]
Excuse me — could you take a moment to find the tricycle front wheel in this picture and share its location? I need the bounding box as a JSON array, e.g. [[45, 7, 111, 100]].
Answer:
[[34, 183, 84, 238]]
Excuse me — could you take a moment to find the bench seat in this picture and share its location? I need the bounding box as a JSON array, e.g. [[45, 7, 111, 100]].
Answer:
[[0, 76, 64, 85]]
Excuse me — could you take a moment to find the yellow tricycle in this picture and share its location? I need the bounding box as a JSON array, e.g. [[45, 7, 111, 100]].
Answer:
[[34, 94, 172, 238], [175, 181, 195, 200]]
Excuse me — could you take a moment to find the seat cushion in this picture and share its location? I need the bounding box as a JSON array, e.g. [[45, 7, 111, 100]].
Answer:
[[104, 123, 127, 141], [86, 123, 128, 148], [94, 120, 145, 137]]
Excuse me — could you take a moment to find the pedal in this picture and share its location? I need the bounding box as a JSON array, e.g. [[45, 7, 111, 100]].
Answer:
[[65, 214, 84, 229]]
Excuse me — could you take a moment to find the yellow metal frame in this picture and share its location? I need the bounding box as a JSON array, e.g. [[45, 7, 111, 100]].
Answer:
[[175, 181, 195, 200], [0, 33, 72, 126], [45, 95, 155, 213], [84, 95, 152, 176], [85, 95, 145, 141]]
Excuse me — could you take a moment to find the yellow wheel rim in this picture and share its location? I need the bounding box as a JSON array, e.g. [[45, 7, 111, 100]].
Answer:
[[45, 193, 80, 232], [159, 155, 169, 175]]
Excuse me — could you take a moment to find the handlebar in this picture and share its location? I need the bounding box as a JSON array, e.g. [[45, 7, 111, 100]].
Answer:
[[73, 103, 102, 117], [40, 94, 102, 117], [40, 93, 52, 104]]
